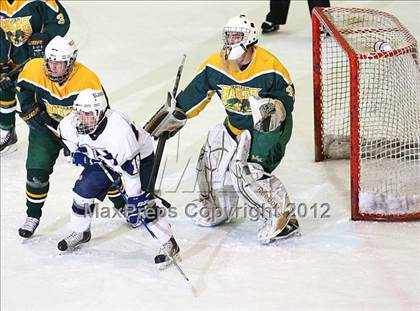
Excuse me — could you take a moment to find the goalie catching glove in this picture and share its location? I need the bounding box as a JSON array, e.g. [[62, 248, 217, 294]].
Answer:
[[144, 92, 187, 139], [249, 95, 286, 132]]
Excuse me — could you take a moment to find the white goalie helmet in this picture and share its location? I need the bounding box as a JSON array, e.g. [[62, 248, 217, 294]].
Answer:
[[73, 89, 108, 135], [222, 14, 258, 60], [44, 36, 78, 83]]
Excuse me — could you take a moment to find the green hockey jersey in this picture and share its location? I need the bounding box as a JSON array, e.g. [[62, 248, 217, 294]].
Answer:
[[176, 46, 295, 135], [17, 58, 103, 122], [0, 0, 70, 65]]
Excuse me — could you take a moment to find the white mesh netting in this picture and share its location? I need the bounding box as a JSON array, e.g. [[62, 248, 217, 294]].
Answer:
[[318, 8, 420, 217]]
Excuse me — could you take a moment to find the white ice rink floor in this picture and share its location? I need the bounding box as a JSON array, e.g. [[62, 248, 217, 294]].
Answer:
[[1, 1, 419, 310]]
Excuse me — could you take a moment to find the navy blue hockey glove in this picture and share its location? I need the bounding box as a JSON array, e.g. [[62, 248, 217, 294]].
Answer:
[[126, 193, 150, 227], [72, 147, 101, 167], [19, 105, 57, 132], [27, 33, 50, 58], [0, 63, 14, 90]]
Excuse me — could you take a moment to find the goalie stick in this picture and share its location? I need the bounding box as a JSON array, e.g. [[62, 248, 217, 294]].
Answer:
[[146, 54, 187, 195]]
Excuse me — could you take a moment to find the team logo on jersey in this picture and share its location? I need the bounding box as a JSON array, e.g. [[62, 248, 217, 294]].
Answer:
[[42, 99, 73, 122], [218, 84, 261, 115], [286, 83, 295, 99], [0, 16, 33, 46]]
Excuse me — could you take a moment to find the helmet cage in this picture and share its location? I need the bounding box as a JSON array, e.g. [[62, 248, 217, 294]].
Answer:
[[44, 57, 76, 84], [72, 90, 108, 135], [73, 109, 106, 135], [222, 15, 258, 60], [43, 36, 78, 84]]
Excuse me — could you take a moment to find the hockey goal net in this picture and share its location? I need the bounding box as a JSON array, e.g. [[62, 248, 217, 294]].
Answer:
[[312, 7, 420, 221]]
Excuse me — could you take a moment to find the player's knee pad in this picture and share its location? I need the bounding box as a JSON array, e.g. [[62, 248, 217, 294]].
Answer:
[[229, 130, 293, 242], [193, 124, 239, 226]]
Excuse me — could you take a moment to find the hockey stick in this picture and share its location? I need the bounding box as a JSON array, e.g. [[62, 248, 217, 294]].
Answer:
[[45, 123, 171, 208], [0, 58, 30, 91], [147, 54, 187, 195], [46, 124, 191, 282], [97, 161, 191, 283]]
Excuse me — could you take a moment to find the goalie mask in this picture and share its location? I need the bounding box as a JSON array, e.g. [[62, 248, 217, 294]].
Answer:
[[73, 89, 108, 135], [44, 36, 78, 83], [222, 15, 258, 60]]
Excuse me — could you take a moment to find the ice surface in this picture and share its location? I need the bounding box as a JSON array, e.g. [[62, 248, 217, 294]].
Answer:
[[1, 2, 419, 310]]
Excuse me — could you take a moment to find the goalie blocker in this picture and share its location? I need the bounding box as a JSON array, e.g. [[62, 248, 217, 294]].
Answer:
[[144, 92, 187, 139]]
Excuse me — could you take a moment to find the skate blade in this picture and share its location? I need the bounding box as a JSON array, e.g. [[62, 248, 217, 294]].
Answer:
[[57, 243, 86, 255], [157, 254, 181, 270], [270, 228, 301, 242]]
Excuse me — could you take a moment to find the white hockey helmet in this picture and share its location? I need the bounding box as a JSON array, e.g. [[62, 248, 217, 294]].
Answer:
[[44, 36, 78, 83], [222, 15, 258, 60], [73, 89, 108, 134]]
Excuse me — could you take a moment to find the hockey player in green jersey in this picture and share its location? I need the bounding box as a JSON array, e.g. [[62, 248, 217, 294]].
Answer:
[[16, 36, 126, 238], [0, 0, 70, 153], [147, 15, 299, 243]]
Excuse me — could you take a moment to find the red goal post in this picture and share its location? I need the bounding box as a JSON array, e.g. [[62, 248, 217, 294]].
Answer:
[[312, 7, 420, 221]]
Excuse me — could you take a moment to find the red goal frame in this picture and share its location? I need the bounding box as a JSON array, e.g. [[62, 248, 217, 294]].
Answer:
[[312, 7, 420, 221]]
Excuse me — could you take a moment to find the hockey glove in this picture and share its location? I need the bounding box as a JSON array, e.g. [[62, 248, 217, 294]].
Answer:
[[0, 63, 14, 90], [72, 147, 101, 167], [19, 105, 57, 132], [249, 96, 286, 132], [27, 33, 50, 58], [143, 92, 187, 139], [126, 193, 150, 227]]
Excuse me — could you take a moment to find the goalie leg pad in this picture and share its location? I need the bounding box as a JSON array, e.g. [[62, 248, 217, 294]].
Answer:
[[191, 124, 239, 227], [229, 130, 293, 242]]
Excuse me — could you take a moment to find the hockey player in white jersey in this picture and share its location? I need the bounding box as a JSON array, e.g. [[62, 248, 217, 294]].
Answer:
[[57, 89, 180, 267]]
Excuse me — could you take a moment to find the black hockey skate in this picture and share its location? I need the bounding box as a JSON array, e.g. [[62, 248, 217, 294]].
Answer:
[[57, 230, 91, 251], [0, 126, 17, 154], [154, 236, 180, 269], [261, 21, 280, 34], [18, 217, 40, 238]]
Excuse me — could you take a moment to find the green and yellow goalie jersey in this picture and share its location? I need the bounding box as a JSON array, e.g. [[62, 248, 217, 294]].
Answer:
[[176, 46, 295, 135]]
